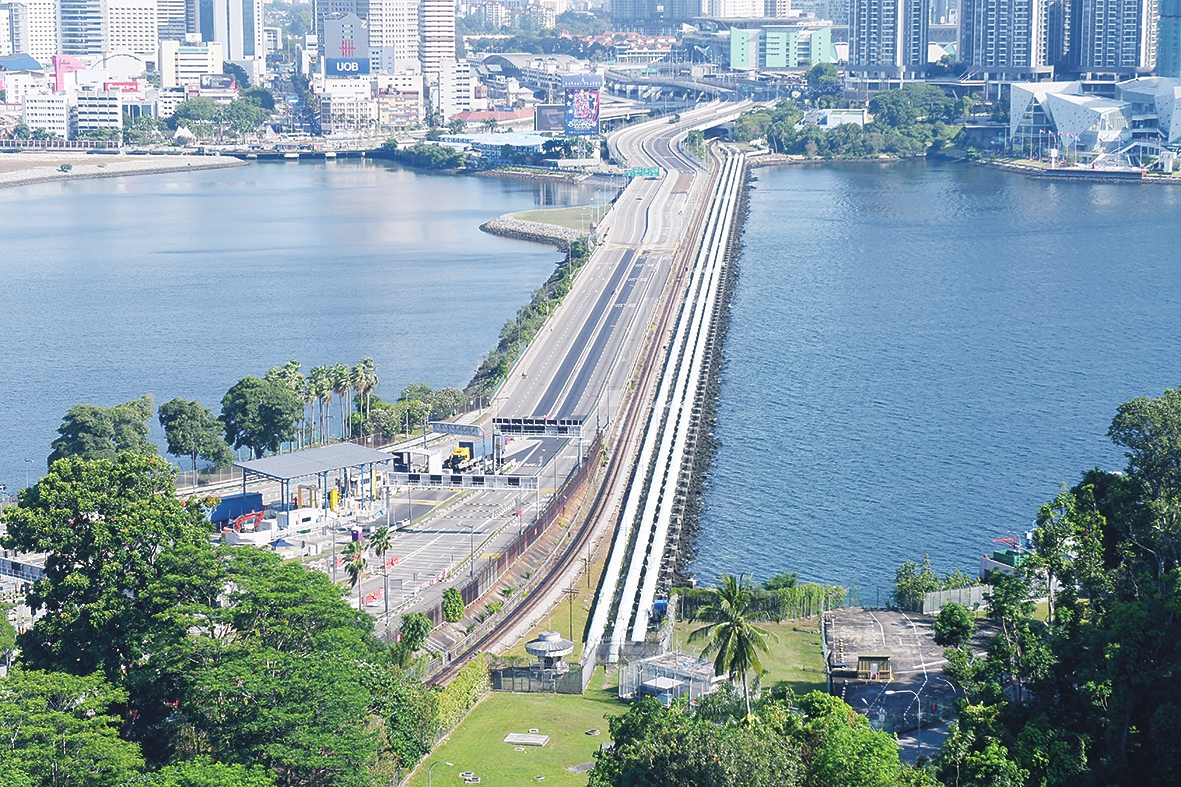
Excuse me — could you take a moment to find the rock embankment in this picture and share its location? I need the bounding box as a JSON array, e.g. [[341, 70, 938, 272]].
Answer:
[[479, 214, 582, 250]]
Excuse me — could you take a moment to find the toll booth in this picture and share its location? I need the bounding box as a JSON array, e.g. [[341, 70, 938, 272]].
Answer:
[[857, 654, 893, 681]]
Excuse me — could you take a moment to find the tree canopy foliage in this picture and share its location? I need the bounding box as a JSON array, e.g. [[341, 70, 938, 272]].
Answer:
[[733, 85, 962, 158], [49, 394, 156, 465], [589, 690, 916, 787], [0, 454, 442, 786], [928, 384, 1181, 785], [220, 376, 303, 459]]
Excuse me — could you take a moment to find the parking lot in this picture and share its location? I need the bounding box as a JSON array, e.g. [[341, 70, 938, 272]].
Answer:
[[824, 608, 974, 735]]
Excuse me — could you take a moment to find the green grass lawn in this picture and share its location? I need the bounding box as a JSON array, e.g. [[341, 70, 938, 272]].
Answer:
[[512, 206, 607, 231], [404, 670, 625, 787], [673, 618, 827, 696], [501, 555, 606, 664]]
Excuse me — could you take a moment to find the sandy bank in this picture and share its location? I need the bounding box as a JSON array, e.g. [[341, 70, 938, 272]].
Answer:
[[0, 151, 247, 190]]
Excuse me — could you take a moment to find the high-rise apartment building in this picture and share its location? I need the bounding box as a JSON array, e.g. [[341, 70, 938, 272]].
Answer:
[[702, 0, 763, 15], [419, 0, 454, 73], [1078, 0, 1157, 74], [368, 0, 418, 71], [1161, 0, 1181, 77], [848, 0, 929, 79], [0, 6, 11, 55], [959, 0, 1050, 77]]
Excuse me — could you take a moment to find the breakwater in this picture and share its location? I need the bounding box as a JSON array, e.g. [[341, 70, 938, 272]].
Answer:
[[479, 214, 582, 251]]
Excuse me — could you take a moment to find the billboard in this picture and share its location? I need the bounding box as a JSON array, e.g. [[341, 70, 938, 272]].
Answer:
[[199, 73, 236, 90], [325, 57, 371, 76], [564, 87, 600, 136], [563, 74, 603, 136], [535, 104, 565, 133], [323, 13, 369, 60]]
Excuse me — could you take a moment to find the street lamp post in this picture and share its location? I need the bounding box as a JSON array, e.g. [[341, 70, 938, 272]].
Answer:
[[885, 689, 922, 751], [24, 458, 32, 490], [469, 521, 475, 579], [427, 761, 453, 787]]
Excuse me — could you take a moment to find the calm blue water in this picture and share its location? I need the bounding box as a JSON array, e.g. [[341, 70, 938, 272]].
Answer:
[[693, 161, 1181, 600], [0, 160, 599, 492]]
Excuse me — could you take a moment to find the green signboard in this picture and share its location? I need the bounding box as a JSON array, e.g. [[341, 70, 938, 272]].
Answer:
[[626, 167, 661, 177]]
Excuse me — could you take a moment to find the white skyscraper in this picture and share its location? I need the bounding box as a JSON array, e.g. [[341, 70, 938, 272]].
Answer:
[[105, 0, 159, 57], [368, 0, 419, 72], [211, 0, 264, 79], [419, 0, 454, 74]]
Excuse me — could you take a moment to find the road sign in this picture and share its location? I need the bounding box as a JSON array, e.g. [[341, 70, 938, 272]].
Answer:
[[625, 167, 661, 178]]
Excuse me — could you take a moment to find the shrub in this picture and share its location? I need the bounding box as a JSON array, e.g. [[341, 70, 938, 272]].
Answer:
[[442, 587, 465, 623]]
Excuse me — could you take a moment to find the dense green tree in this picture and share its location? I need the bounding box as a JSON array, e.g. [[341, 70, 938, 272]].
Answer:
[[805, 63, 840, 94], [1, 453, 210, 679], [933, 602, 977, 648], [220, 376, 303, 458], [48, 394, 156, 464], [442, 587, 464, 623], [0, 668, 145, 787], [589, 696, 804, 787], [798, 691, 905, 787], [158, 398, 233, 472], [131, 757, 276, 787], [399, 612, 432, 652], [765, 571, 799, 590], [688, 573, 771, 716]]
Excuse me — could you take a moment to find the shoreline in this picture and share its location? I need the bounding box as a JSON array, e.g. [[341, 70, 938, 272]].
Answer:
[[0, 151, 248, 191]]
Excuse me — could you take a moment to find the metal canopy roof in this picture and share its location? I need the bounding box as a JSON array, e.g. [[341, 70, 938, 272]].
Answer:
[[235, 443, 393, 481]]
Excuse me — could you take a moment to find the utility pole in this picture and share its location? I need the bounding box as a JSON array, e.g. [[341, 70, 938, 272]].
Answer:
[[561, 586, 579, 642]]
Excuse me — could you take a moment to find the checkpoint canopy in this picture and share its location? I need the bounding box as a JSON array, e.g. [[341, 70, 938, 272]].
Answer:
[[234, 443, 394, 508]]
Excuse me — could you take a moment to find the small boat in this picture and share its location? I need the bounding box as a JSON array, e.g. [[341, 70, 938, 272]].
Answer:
[[245, 152, 258, 159], [283, 152, 299, 160], [324, 150, 337, 159]]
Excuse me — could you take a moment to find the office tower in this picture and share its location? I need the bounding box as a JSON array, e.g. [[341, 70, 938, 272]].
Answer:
[[1161, 0, 1181, 77], [315, 0, 365, 51], [59, 0, 105, 55], [959, 0, 1049, 76], [211, 0, 263, 62], [1078, 0, 1157, 73], [419, 0, 454, 73], [848, 0, 929, 78], [368, 0, 418, 71], [157, 0, 187, 40], [158, 36, 222, 87]]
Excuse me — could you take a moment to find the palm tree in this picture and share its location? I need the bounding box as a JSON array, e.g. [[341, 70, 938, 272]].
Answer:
[[309, 365, 332, 443], [688, 573, 771, 717], [354, 358, 378, 437], [330, 363, 351, 440], [369, 525, 392, 619], [344, 539, 366, 610]]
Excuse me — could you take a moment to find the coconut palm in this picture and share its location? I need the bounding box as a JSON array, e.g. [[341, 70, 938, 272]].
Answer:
[[688, 573, 771, 717], [354, 358, 379, 436], [330, 363, 352, 440], [308, 365, 332, 443], [344, 539, 366, 610], [369, 525, 392, 618]]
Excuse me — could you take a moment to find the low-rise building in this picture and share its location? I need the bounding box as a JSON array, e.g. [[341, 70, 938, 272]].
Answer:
[[22, 91, 73, 137], [74, 86, 122, 135]]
